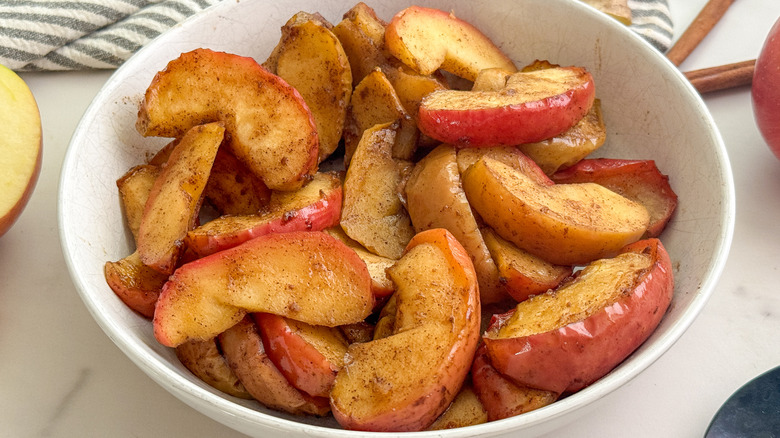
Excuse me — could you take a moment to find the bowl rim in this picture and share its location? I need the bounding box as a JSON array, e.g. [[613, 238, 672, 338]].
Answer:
[[58, 0, 736, 436]]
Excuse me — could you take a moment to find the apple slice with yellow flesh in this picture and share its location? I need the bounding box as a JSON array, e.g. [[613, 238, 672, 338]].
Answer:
[[0, 65, 42, 237], [404, 144, 509, 305], [330, 228, 480, 432], [219, 316, 331, 416], [462, 156, 649, 266], [255, 312, 349, 398], [418, 66, 596, 147], [104, 251, 168, 318], [384, 6, 517, 81], [185, 171, 342, 257], [483, 238, 674, 394], [116, 164, 160, 244], [471, 345, 558, 421], [137, 122, 224, 275], [153, 230, 374, 348], [136, 48, 318, 191], [175, 338, 252, 399], [325, 226, 396, 299], [427, 382, 488, 430], [551, 158, 678, 238], [203, 148, 271, 216]]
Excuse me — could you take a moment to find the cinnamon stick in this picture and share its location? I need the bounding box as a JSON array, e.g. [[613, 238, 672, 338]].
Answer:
[[666, 0, 735, 66], [684, 59, 755, 93]]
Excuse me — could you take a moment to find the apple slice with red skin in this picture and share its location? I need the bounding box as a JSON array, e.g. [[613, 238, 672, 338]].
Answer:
[[471, 345, 558, 421], [418, 66, 595, 147], [219, 316, 331, 416], [104, 251, 168, 318], [384, 5, 517, 81], [136, 48, 318, 191], [153, 231, 374, 348], [483, 238, 674, 394], [137, 122, 224, 275], [551, 158, 678, 238], [255, 312, 349, 398], [185, 172, 342, 257]]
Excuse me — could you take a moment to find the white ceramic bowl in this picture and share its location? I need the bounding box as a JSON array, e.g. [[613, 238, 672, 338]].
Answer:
[[58, 0, 735, 436]]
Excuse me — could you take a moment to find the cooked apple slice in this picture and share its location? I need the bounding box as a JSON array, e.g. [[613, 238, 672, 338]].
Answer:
[[484, 238, 674, 394], [372, 293, 397, 341], [418, 66, 596, 147], [332, 2, 389, 86], [427, 381, 488, 430], [203, 148, 271, 215], [405, 144, 509, 305], [344, 68, 419, 164], [0, 65, 42, 238], [384, 6, 517, 81], [264, 12, 352, 162], [137, 122, 224, 274], [455, 146, 553, 186], [482, 227, 573, 302], [471, 67, 513, 91], [551, 158, 678, 238], [462, 156, 649, 265], [255, 312, 349, 397], [330, 228, 480, 432], [104, 251, 168, 318], [175, 338, 252, 399], [340, 122, 415, 260], [116, 164, 160, 244], [325, 226, 395, 298], [219, 316, 331, 416], [136, 48, 318, 191], [153, 231, 374, 347], [471, 345, 558, 421], [519, 99, 606, 175], [185, 172, 342, 257]]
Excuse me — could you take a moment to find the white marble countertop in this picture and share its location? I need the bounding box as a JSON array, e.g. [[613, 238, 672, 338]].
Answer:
[[3, 0, 779, 436]]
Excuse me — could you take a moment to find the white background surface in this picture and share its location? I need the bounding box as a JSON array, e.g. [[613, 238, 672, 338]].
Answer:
[[3, 0, 779, 437]]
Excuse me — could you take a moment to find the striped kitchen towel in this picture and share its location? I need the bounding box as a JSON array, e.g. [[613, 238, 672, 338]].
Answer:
[[0, 0, 675, 71]]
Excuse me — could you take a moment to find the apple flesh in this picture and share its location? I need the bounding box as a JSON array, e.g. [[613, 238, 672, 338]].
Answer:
[[329, 229, 481, 432], [753, 17, 780, 159], [483, 238, 674, 394], [418, 66, 596, 147], [175, 338, 252, 399], [153, 231, 374, 347], [384, 5, 517, 81], [0, 65, 42, 238]]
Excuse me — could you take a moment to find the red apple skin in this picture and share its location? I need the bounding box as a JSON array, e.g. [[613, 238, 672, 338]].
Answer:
[[753, 17, 780, 160], [255, 312, 347, 398], [417, 67, 595, 147], [185, 180, 342, 257], [470, 345, 558, 421], [484, 238, 674, 394], [551, 158, 678, 238]]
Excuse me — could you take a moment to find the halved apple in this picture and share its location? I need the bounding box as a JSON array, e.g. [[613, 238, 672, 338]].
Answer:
[[418, 66, 596, 147], [219, 316, 331, 416], [483, 238, 674, 394], [255, 312, 349, 398], [551, 158, 678, 238], [137, 122, 224, 274], [175, 337, 252, 399], [471, 345, 558, 421], [405, 144, 509, 305], [104, 251, 168, 318], [461, 156, 649, 265], [264, 11, 352, 162], [153, 231, 374, 347], [185, 171, 342, 257], [0, 65, 42, 238], [136, 48, 318, 191], [329, 228, 480, 432], [384, 6, 517, 81], [340, 122, 415, 259]]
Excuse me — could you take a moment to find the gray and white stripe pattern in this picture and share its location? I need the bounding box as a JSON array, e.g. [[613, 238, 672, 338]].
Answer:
[[628, 0, 674, 52], [0, 0, 218, 71], [0, 0, 675, 71]]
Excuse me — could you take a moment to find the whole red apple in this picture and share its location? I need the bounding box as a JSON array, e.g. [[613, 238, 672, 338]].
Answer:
[[752, 17, 780, 159]]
